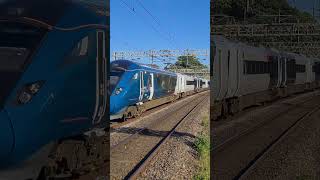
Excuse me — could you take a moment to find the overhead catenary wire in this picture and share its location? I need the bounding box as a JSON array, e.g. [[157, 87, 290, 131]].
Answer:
[[135, 0, 177, 45], [118, 0, 178, 48]]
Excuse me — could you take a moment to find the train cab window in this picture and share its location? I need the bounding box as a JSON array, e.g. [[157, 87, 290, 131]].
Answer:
[[0, 22, 47, 71], [132, 73, 138, 80], [0, 47, 30, 71], [70, 36, 89, 57], [61, 35, 93, 68]]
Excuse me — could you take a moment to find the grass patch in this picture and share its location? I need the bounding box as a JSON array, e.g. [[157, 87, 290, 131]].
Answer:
[[296, 175, 313, 180], [194, 115, 210, 180]]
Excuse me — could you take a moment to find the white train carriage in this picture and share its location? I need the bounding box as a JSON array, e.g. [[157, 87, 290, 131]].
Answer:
[[212, 35, 238, 101], [174, 74, 199, 97], [212, 36, 272, 108], [211, 35, 320, 120], [175, 70, 210, 98], [289, 53, 308, 85], [175, 73, 186, 96], [185, 75, 196, 93], [198, 78, 209, 91], [239, 44, 271, 96], [280, 53, 309, 94], [195, 77, 202, 92], [201, 78, 209, 89]]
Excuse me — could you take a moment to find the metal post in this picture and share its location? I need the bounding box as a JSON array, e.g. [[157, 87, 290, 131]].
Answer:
[[186, 49, 189, 67], [151, 54, 154, 64]]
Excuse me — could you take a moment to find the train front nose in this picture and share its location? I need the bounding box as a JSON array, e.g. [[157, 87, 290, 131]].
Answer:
[[110, 94, 120, 115], [0, 110, 14, 164]]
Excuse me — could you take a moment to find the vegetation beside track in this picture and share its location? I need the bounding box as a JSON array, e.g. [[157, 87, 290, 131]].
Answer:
[[194, 114, 210, 180]]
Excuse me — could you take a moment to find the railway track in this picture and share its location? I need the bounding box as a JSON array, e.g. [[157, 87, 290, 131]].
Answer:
[[212, 93, 320, 179], [111, 91, 208, 150], [110, 93, 208, 179], [110, 90, 209, 130], [238, 103, 320, 180]]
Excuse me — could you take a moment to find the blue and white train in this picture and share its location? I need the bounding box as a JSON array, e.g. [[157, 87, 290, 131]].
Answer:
[[110, 60, 209, 120], [0, 0, 108, 179]]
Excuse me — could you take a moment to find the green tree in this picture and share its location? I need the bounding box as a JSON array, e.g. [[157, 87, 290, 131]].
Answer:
[[167, 55, 207, 69], [213, 0, 316, 23]]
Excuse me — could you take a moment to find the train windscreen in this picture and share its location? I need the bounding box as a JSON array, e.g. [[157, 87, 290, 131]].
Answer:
[[110, 61, 131, 92], [110, 71, 124, 92], [0, 21, 47, 108]]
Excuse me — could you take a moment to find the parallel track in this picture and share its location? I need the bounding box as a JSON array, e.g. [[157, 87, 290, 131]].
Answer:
[[212, 94, 320, 179], [238, 103, 320, 179], [125, 96, 207, 180], [110, 92, 208, 179], [111, 91, 209, 150], [110, 90, 209, 130], [212, 94, 317, 152]]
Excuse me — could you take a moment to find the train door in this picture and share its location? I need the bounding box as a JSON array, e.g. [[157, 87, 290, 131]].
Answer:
[[269, 56, 279, 89], [281, 57, 287, 87], [148, 73, 154, 100], [195, 79, 199, 91], [225, 50, 230, 98], [139, 71, 150, 102], [92, 30, 107, 124], [139, 71, 144, 101], [234, 48, 241, 96], [278, 57, 283, 87], [227, 47, 238, 97], [40, 30, 107, 131], [286, 58, 296, 85], [176, 74, 182, 94]]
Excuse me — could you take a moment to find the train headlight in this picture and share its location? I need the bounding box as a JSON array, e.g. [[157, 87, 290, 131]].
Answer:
[[17, 81, 45, 104], [18, 92, 32, 104], [115, 87, 123, 95]]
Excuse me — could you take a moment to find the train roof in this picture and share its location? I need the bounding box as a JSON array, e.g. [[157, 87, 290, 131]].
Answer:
[[0, 0, 107, 27], [111, 60, 177, 76]]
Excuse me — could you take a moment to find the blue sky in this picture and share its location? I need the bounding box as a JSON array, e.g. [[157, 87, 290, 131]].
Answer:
[[288, 0, 320, 15], [110, 0, 210, 68]]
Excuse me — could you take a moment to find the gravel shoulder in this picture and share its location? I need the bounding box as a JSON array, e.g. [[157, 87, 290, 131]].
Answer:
[[211, 90, 320, 179], [138, 98, 210, 179], [242, 107, 320, 180]]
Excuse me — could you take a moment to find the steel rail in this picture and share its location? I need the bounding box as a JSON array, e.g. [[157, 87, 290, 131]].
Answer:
[[123, 96, 208, 180]]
